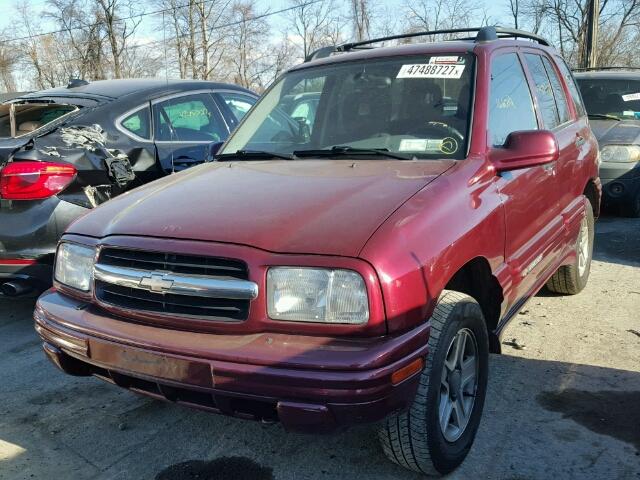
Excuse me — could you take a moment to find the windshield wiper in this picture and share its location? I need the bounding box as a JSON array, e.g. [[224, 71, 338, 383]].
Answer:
[[588, 113, 621, 121], [216, 149, 295, 161], [293, 146, 412, 160]]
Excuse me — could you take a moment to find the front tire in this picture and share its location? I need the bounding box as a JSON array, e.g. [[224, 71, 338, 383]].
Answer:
[[378, 290, 489, 476], [546, 199, 594, 295]]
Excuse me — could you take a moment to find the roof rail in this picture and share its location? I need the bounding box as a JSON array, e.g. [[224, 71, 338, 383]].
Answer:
[[573, 66, 640, 72], [304, 26, 552, 62]]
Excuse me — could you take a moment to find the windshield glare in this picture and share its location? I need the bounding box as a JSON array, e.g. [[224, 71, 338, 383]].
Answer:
[[577, 78, 640, 120], [221, 54, 475, 160]]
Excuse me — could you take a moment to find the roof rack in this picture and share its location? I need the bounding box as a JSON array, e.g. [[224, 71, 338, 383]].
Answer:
[[305, 26, 552, 62], [573, 66, 640, 72]]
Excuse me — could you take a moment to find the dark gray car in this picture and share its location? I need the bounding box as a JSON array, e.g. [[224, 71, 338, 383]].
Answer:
[[575, 70, 640, 217], [0, 79, 257, 295]]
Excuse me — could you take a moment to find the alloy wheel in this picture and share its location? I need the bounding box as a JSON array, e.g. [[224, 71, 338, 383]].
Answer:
[[577, 215, 590, 276], [439, 328, 479, 442]]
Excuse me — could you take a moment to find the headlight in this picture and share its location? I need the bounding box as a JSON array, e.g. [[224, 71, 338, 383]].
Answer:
[[600, 145, 640, 163], [54, 243, 96, 292], [267, 267, 369, 324]]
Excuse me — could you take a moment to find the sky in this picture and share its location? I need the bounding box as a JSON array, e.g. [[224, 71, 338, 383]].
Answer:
[[0, 0, 508, 38]]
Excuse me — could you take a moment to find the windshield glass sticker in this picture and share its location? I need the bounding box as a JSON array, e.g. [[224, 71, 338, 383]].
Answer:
[[429, 56, 463, 65], [397, 64, 465, 79], [622, 93, 640, 102], [398, 138, 459, 154], [399, 139, 429, 151]]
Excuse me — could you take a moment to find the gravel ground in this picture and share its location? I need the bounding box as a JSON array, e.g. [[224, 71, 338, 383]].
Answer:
[[0, 216, 639, 480]]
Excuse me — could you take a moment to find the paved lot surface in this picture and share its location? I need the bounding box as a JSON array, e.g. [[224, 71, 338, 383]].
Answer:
[[1, 216, 639, 480]]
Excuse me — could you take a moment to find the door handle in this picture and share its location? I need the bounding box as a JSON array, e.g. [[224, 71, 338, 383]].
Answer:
[[575, 135, 586, 147]]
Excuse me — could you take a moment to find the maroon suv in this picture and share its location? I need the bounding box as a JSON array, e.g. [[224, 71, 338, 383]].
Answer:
[[35, 27, 600, 475]]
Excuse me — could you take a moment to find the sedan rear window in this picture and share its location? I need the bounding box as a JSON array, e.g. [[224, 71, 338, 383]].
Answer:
[[222, 54, 475, 160], [0, 103, 78, 138]]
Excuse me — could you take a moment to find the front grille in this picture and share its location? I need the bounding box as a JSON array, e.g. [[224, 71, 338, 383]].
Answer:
[[99, 248, 248, 280], [95, 248, 252, 322]]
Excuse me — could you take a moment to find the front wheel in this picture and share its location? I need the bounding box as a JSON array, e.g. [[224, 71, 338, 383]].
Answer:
[[378, 290, 489, 476], [546, 199, 594, 295]]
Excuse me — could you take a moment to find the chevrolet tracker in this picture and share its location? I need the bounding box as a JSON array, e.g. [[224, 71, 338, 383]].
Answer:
[[35, 27, 601, 476]]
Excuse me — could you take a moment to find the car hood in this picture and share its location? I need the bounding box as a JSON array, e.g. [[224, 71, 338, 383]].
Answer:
[[67, 159, 454, 256], [589, 119, 640, 145]]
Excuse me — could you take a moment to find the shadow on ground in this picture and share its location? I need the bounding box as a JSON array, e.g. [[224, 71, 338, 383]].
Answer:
[[592, 215, 640, 267]]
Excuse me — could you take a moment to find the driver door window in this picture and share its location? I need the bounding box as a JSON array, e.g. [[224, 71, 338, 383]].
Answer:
[[153, 93, 227, 142], [489, 53, 538, 146]]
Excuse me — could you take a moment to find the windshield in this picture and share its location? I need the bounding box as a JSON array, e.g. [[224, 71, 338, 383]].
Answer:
[[577, 78, 640, 120], [221, 54, 475, 160]]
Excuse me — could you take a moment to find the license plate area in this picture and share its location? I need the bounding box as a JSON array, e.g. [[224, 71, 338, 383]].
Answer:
[[89, 339, 212, 387]]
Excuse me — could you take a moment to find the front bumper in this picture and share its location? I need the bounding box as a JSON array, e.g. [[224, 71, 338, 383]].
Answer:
[[35, 290, 428, 433], [600, 162, 640, 205]]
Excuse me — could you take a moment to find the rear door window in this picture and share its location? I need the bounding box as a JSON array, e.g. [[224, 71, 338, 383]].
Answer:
[[556, 58, 587, 117], [489, 53, 538, 147], [153, 93, 227, 142], [525, 54, 560, 129]]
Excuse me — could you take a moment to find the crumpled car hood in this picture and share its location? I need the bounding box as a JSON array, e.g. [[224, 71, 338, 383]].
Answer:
[[67, 159, 454, 256], [590, 119, 640, 145]]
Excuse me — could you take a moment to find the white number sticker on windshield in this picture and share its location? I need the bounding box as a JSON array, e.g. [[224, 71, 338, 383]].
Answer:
[[622, 92, 640, 102], [397, 64, 465, 79]]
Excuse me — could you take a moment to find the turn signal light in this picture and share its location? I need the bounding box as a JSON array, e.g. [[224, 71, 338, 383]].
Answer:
[[0, 161, 76, 200], [391, 357, 424, 385]]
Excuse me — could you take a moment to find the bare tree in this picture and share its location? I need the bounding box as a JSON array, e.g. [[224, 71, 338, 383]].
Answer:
[[350, 0, 373, 41], [514, 0, 640, 67], [508, 0, 520, 29], [95, 0, 142, 78], [404, 0, 485, 39], [286, 0, 337, 59], [0, 31, 17, 92], [227, 1, 269, 89], [157, 0, 232, 80]]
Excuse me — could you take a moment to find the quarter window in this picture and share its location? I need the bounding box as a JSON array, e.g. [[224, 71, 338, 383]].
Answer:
[[218, 92, 256, 124], [525, 54, 560, 129], [489, 53, 538, 147], [556, 58, 587, 117], [153, 93, 226, 142], [120, 106, 151, 139], [542, 57, 570, 124]]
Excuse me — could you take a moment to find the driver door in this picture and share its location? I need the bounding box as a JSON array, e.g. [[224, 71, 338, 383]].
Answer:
[[490, 50, 561, 306], [152, 92, 230, 172]]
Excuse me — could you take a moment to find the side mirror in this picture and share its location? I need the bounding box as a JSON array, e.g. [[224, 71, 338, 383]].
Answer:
[[490, 130, 559, 173]]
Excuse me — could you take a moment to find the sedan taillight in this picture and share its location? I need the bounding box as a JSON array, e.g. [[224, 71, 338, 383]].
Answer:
[[0, 161, 77, 200]]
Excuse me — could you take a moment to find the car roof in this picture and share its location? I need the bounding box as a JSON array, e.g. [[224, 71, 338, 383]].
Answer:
[[16, 79, 254, 102], [290, 39, 554, 72], [574, 71, 640, 80]]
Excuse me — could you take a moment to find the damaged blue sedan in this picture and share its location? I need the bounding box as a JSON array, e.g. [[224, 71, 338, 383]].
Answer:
[[0, 79, 257, 295]]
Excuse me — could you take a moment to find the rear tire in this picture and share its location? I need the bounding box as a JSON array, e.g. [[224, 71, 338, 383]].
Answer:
[[546, 199, 594, 295], [378, 290, 489, 476]]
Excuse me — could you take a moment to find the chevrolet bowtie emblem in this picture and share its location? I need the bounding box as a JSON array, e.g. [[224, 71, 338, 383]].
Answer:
[[139, 272, 174, 293]]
